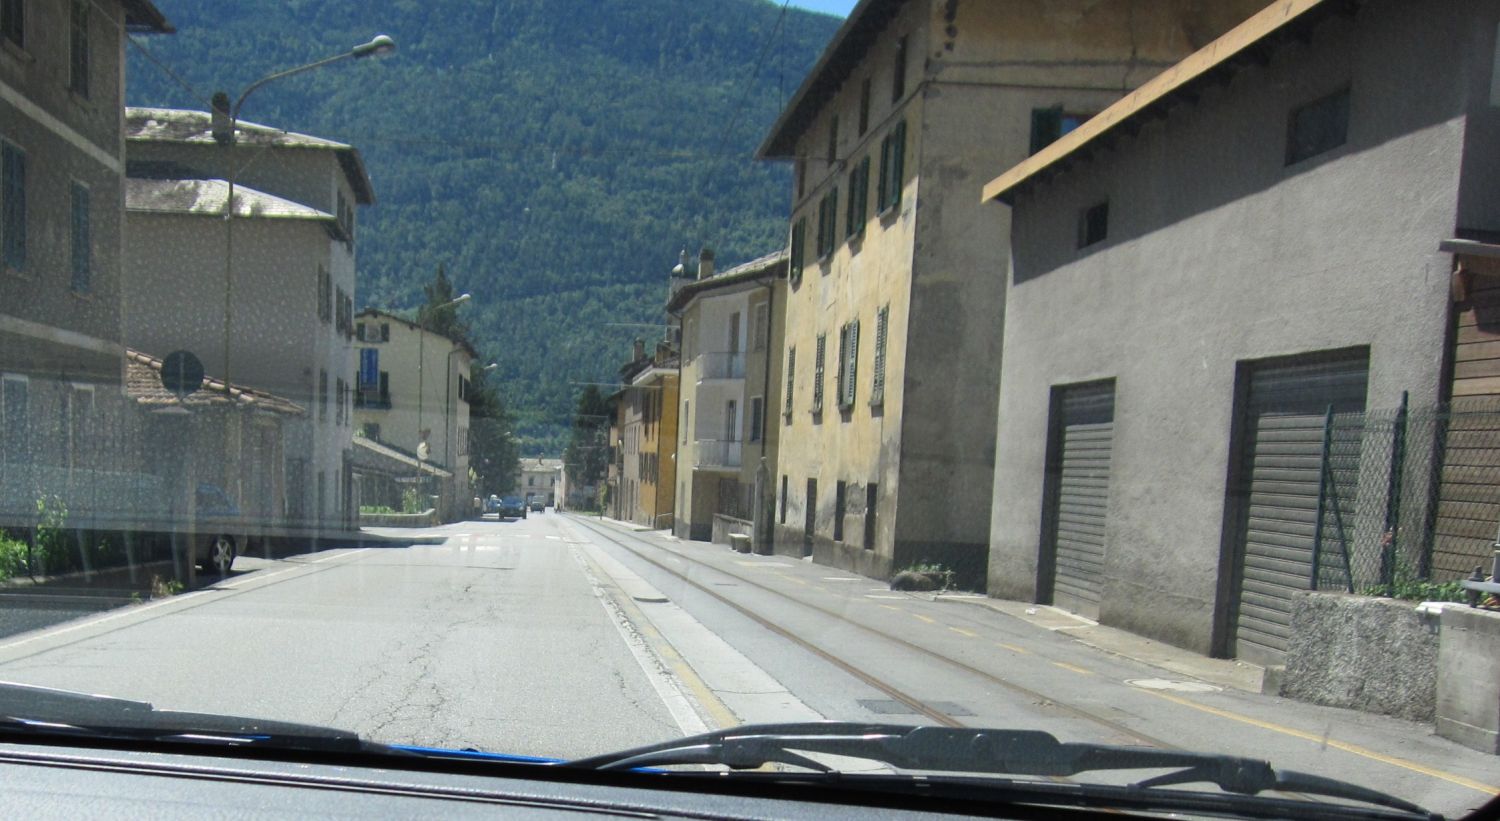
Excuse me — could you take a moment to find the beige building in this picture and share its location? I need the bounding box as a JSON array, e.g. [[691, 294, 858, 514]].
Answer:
[[122, 108, 375, 532], [670, 250, 787, 546], [1, 1, 173, 530], [518, 457, 563, 506], [608, 341, 679, 529], [757, 0, 1264, 588], [352, 308, 474, 521]]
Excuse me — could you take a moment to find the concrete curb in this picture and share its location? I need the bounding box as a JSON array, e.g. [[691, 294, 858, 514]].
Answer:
[[934, 594, 1268, 693]]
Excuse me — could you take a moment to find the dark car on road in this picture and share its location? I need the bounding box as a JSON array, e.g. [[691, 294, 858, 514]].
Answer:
[[497, 495, 528, 518], [529, 496, 545, 513]]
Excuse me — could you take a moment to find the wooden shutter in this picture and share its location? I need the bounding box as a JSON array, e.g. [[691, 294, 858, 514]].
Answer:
[[784, 348, 796, 417], [872, 306, 888, 405], [813, 335, 826, 412]]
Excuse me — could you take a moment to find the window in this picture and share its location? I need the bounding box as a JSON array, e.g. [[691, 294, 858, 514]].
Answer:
[[816, 187, 839, 259], [335, 378, 347, 424], [752, 302, 769, 352], [892, 35, 907, 102], [784, 347, 795, 419], [871, 305, 888, 406], [69, 0, 89, 97], [749, 396, 763, 443], [845, 156, 869, 240], [864, 483, 878, 550], [1, 0, 22, 48], [2, 140, 25, 271], [858, 77, 871, 135], [1029, 107, 1091, 155], [876, 121, 905, 214], [795, 158, 806, 199], [826, 114, 839, 165], [1, 376, 28, 464], [319, 369, 329, 420], [812, 334, 826, 413], [834, 480, 846, 542], [70, 182, 90, 293], [1286, 87, 1350, 165], [317, 265, 331, 323], [836, 320, 859, 409], [1078, 200, 1109, 248], [780, 475, 788, 524], [356, 322, 366, 340], [789, 217, 806, 283]]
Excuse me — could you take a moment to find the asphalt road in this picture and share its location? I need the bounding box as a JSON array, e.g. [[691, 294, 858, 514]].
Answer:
[[0, 511, 1494, 818]]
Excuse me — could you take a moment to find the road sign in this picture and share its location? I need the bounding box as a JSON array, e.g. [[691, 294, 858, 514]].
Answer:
[[160, 350, 205, 399]]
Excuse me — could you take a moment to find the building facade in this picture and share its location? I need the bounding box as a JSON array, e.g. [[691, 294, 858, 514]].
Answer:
[[981, 0, 1499, 663], [1, 0, 172, 531], [518, 457, 563, 506], [758, 0, 1263, 589], [352, 309, 474, 521], [611, 342, 678, 529], [122, 107, 375, 533], [670, 250, 787, 546]]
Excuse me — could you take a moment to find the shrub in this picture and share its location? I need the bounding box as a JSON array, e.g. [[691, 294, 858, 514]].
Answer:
[[0, 536, 28, 583]]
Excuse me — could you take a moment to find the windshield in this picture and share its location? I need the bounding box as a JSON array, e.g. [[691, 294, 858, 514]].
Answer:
[[1, 0, 1498, 818]]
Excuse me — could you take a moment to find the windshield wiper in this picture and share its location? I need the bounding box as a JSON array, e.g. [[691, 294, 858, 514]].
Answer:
[[0, 680, 383, 754], [562, 722, 1437, 820]]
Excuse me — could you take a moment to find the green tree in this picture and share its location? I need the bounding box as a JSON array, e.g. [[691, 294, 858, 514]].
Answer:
[[564, 384, 611, 494], [469, 365, 519, 496], [419, 263, 472, 345]]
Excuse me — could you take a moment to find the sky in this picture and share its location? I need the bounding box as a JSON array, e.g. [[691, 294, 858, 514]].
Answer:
[[788, 0, 857, 17]]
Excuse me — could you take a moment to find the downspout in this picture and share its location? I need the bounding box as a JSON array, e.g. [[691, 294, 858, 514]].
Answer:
[[754, 273, 776, 554]]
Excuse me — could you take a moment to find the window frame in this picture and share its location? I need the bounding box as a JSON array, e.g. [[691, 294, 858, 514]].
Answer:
[[789, 217, 806, 284], [2, 139, 27, 273], [1078, 200, 1109, 249], [749, 395, 764, 443], [876, 121, 905, 216], [845, 155, 869, 241], [69, 0, 89, 98], [891, 35, 907, 103], [784, 347, 796, 420], [1285, 86, 1351, 166], [871, 305, 888, 407], [69, 180, 91, 293], [812, 335, 826, 415]]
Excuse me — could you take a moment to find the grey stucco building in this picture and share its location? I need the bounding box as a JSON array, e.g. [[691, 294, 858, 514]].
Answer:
[[981, 0, 1500, 664]]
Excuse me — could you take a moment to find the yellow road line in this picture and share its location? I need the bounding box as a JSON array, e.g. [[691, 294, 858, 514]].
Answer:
[[1050, 661, 1094, 676], [948, 627, 978, 638], [995, 642, 1029, 654], [879, 604, 900, 611], [911, 613, 937, 624], [1143, 690, 1499, 796]]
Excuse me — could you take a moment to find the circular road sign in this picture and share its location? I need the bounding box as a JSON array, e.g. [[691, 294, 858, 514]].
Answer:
[[160, 350, 206, 398]]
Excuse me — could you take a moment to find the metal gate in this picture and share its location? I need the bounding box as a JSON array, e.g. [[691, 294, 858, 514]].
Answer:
[[1044, 382, 1115, 618], [1230, 354, 1368, 664]]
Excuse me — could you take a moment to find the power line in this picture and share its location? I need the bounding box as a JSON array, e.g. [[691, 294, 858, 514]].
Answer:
[[127, 35, 207, 105]]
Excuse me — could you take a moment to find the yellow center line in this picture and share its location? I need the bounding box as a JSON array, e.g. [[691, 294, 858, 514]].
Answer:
[[911, 613, 937, 624], [1051, 661, 1094, 676], [995, 642, 1030, 654], [948, 626, 978, 638], [1142, 690, 1500, 796], [878, 604, 900, 611]]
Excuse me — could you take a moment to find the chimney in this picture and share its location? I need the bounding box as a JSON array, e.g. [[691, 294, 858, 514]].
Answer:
[[698, 247, 715, 280], [633, 338, 645, 362]]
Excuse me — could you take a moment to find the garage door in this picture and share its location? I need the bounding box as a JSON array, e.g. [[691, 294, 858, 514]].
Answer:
[[1046, 382, 1115, 618], [1231, 353, 1368, 665]]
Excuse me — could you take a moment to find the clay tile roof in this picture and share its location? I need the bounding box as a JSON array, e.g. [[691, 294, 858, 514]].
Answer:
[[125, 349, 306, 416]]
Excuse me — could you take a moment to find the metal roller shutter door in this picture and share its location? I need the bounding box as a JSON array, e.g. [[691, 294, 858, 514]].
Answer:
[[1049, 383, 1115, 618], [1233, 355, 1368, 664]]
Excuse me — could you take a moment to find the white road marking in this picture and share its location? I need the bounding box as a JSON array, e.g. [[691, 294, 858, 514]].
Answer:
[[570, 548, 708, 736], [822, 576, 861, 581]]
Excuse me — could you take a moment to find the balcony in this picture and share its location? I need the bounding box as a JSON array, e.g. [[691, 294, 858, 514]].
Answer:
[[695, 439, 742, 470], [696, 352, 745, 381]]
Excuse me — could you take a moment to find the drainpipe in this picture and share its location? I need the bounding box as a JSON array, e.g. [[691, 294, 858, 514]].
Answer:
[[753, 272, 777, 554]]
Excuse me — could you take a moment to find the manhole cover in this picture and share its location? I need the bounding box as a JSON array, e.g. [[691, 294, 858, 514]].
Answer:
[[1125, 678, 1222, 693]]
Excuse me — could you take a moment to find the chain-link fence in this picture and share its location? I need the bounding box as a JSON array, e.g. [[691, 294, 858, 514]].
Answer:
[[1312, 399, 1499, 595]]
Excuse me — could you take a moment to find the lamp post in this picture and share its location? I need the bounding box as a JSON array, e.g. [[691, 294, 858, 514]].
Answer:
[[416, 293, 471, 511], [212, 34, 396, 391]]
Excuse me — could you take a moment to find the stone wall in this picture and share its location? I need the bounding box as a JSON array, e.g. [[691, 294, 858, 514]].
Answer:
[[1280, 592, 1439, 722]]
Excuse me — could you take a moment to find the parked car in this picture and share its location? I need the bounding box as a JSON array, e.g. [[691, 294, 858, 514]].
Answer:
[[193, 483, 242, 576], [497, 495, 528, 518]]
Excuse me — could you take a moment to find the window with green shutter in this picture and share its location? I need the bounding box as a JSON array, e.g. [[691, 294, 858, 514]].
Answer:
[[838, 320, 859, 409], [845, 156, 869, 241], [784, 347, 796, 419], [1, 141, 25, 272], [812, 334, 826, 414], [877, 121, 905, 214], [871, 305, 889, 406], [70, 182, 90, 293], [816, 187, 839, 259], [790, 217, 805, 283]]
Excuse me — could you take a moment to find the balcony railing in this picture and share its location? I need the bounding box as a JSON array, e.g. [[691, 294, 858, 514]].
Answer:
[[695, 439, 742, 469], [696, 352, 746, 381]]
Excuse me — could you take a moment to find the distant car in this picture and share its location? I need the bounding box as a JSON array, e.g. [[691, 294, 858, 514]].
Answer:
[[529, 497, 545, 513], [497, 495, 528, 518], [485, 494, 501, 514]]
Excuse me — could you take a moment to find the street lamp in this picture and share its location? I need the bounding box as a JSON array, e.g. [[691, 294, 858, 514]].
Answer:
[[416, 293, 471, 483], [213, 34, 396, 391]]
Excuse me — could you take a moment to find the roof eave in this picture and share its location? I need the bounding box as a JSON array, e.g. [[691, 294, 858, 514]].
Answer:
[[981, 0, 1353, 205], [756, 0, 905, 161], [122, 0, 174, 34]]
